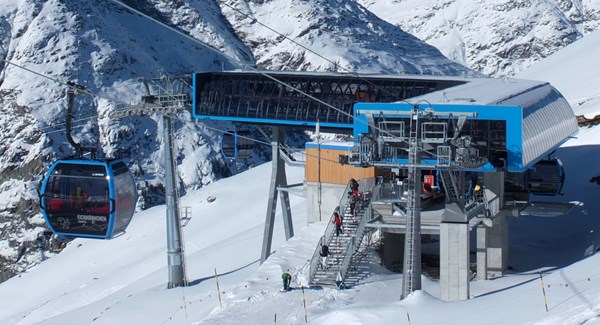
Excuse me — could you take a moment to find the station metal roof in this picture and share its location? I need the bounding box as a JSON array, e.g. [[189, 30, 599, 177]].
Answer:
[[192, 70, 578, 171]]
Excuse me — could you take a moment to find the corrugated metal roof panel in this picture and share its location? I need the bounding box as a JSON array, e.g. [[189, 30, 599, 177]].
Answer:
[[498, 84, 578, 167]]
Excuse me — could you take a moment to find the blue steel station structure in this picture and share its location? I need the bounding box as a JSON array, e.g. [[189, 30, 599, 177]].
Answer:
[[192, 70, 578, 301]]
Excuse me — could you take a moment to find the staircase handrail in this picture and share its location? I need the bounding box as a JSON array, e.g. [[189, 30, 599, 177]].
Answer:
[[308, 180, 353, 281], [279, 142, 306, 166], [279, 147, 305, 166], [372, 182, 408, 202], [338, 204, 372, 281], [282, 143, 306, 161]]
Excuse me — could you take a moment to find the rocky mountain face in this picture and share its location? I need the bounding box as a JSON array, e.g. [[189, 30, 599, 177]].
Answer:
[[0, 0, 596, 282], [0, 0, 247, 281], [218, 0, 475, 75], [358, 0, 600, 77]]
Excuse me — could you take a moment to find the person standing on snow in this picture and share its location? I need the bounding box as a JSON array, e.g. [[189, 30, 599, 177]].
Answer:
[[282, 270, 292, 291]]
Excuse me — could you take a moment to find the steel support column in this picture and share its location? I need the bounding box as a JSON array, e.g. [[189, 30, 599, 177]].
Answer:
[[164, 116, 186, 288], [401, 106, 422, 299], [261, 127, 293, 264]]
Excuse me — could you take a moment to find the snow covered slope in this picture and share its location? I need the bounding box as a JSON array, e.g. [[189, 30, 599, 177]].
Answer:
[[0, 0, 249, 281]]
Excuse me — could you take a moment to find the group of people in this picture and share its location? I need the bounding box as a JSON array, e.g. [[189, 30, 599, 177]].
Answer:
[[283, 239, 342, 290], [334, 178, 361, 237], [46, 186, 112, 215], [279, 179, 360, 292]]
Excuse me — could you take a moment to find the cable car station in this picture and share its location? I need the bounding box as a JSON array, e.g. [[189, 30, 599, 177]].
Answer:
[[193, 70, 578, 301]]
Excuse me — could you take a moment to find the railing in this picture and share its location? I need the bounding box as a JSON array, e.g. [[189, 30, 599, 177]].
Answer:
[[308, 177, 375, 283], [464, 185, 502, 219], [373, 182, 408, 202], [339, 206, 372, 282], [308, 181, 353, 281], [279, 143, 306, 166], [487, 189, 500, 216]]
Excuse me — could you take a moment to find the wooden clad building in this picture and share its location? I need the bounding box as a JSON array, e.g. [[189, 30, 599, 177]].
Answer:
[[305, 144, 377, 185], [304, 141, 381, 223]]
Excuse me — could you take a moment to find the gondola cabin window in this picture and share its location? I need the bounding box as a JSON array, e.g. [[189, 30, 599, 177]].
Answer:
[[43, 163, 111, 237]]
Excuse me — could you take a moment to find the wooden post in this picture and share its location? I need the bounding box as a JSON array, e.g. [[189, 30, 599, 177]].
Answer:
[[215, 268, 223, 309], [539, 271, 549, 312], [301, 286, 308, 322]]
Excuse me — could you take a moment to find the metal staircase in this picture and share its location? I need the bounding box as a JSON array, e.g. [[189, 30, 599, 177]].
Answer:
[[439, 168, 492, 219], [309, 182, 372, 287], [439, 170, 461, 203]]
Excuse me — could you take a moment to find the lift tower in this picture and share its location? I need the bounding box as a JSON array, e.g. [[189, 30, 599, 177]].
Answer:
[[401, 105, 422, 298], [111, 76, 192, 288]]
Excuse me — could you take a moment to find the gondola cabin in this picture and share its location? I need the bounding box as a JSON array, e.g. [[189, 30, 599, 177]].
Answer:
[[526, 158, 565, 195], [40, 159, 137, 239], [504, 158, 565, 199], [221, 129, 255, 159]]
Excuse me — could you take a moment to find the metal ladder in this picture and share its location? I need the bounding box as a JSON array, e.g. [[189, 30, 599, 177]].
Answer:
[[401, 107, 421, 298]]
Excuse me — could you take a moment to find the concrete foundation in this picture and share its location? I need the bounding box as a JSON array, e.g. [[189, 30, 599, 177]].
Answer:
[[476, 225, 488, 280], [440, 222, 470, 301], [486, 211, 508, 278], [479, 172, 508, 279]]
